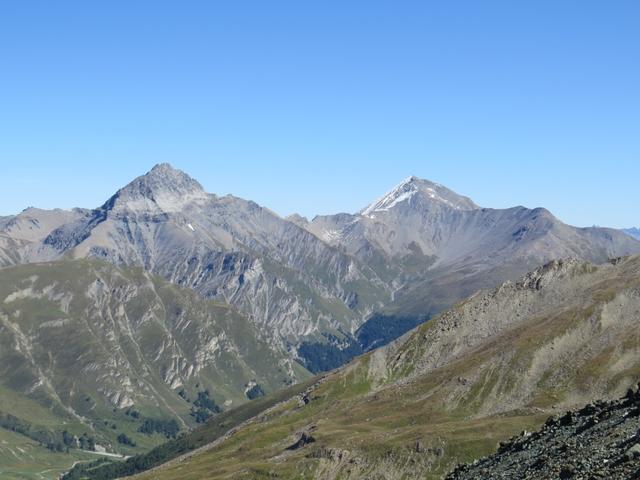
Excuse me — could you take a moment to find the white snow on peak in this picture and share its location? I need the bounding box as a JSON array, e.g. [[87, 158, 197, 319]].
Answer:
[[361, 176, 419, 216], [360, 176, 478, 217]]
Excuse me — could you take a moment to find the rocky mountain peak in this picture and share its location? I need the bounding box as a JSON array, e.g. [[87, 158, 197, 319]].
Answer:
[[103, 163, 208, 213], [360, 176, 479, 216]]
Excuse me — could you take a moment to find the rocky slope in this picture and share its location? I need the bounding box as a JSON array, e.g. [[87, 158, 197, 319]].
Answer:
[[0, 259, 308, 461], [448, 385, 640, 479], [70, 254, 640, 479]]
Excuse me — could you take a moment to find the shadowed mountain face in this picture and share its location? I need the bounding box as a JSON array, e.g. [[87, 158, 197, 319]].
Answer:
[[73, 255, 640, 480], [1, 165, 639, 366]]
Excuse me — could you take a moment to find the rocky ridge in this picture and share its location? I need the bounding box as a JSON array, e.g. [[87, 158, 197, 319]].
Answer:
[[1, 165, 388, 351]]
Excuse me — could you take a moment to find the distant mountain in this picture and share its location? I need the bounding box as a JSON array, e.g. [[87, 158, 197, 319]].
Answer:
[[622, 227, 640, 240], [72, 255, 640, 480], [0, 207, 87, 266], [307, 175, 640, 316], [3, 167, 640, 478]]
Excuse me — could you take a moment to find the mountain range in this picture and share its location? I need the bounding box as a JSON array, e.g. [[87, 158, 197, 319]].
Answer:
[[1, 165, 638, 359], [1, 164, 640, 478]]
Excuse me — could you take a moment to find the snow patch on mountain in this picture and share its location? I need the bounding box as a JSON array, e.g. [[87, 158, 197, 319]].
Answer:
[[360, 176, 479, 217], [361, 176, 419, 216]]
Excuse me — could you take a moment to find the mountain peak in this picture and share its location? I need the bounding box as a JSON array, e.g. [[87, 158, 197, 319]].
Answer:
[[360, 176, 479, 216], [104, 164, 208, 213], [146, 163, 204, 187]]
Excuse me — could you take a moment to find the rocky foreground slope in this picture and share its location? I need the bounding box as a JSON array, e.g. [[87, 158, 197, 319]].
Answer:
[[448, 385, 640, 480], [68, 255, 640, 479]]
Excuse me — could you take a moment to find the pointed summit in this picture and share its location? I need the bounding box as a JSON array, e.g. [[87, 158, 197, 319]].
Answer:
[[103, 163, 208, 213], [360, 176, 478, 216], [143, 163, 205, 194]]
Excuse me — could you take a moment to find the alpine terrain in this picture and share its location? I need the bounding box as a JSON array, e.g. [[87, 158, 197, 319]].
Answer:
[[447, 385, 640, 480], [65, 255, 640, 479], [1, 166, 639, 372], [1, 165, 640, 479], [0, 259, 307, 478]]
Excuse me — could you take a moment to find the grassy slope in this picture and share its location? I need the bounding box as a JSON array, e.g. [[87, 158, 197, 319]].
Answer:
[[0, 428, 103, 480], [0, 259, 310, 478], [62, 380, 316, 479], [120, 256, 640, 479]]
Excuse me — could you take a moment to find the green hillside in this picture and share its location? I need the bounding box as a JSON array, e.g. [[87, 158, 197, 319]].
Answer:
[[0, 259, 309, 478]]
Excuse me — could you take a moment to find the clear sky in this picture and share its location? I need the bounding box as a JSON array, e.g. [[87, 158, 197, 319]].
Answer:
[[0, 1, 638, 227]]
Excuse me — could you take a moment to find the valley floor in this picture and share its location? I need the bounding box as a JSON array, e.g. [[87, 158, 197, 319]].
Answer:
[[0, 428, 100, 480]]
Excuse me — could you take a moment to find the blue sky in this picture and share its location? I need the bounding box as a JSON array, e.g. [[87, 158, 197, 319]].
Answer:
[[0, 1, 638, 227]]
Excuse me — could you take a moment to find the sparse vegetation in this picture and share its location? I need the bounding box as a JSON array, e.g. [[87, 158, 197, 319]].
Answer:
[[138, 418, 180, 439]]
